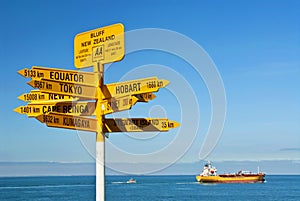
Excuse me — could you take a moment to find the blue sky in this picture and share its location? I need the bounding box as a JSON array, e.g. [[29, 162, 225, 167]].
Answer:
[[0, 0, 299, 173]]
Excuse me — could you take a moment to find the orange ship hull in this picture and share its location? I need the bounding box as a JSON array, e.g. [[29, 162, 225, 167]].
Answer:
[[196, 173, 265, 183]]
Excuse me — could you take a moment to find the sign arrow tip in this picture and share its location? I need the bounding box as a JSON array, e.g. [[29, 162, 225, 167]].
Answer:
[[131, 96, 139, 104], [13, 107, 20, 113], [17, 94, 24, 101], [27, 80, 34, 88], [35, 115, 44, 123], [162, 79, 170, 87], [169, 120, 180, 129], [17, 68, 26, 77], [150, 93, 156, 100]]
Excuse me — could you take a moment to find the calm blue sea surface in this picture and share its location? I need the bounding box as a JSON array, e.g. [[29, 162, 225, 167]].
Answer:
[[0, 175, 299, 201]]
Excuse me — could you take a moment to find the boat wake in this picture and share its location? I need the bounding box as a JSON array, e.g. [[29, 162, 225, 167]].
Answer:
[[111, 181, 127, 184], [176, 182, 200, 185]]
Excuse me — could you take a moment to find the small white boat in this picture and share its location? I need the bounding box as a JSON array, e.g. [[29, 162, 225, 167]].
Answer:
[[126, 178, 136, 184]]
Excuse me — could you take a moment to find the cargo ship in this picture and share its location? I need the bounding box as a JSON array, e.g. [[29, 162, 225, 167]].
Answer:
[[196, 161, 265, 183]]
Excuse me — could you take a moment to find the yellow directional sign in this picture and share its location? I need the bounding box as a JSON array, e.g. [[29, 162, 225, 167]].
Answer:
[[104, 118, 180, 132], [103, 77, 169, 99], [135, 92, 156, 102], [74, 23, 124, 68], [14, 102, 95, 117], [14, 103, 52, 117], [27, 79, 97, 99], [97, 96, 138, 115], [15, 95, 139, 117], [18, 66, 97, 86], [18, 90, 78, 103], [36, 113, 98, 132], [36, 115, 179, 133]]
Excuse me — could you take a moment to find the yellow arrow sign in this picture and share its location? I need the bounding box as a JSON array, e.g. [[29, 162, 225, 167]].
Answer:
[[27, 79, 97, 99], [15, 95, 139, 117], [97, 96, 138, 115], [36, 113, 98, 132], [103, 77, 169, 99], [135, 92, 157, 102], [104, 118, 180, 132], [36, 114, 179, 133], [26, 77, 167, 100], [74, 23, 124, 68], [18, 90, 78, 103], [14, 102, 95, 117], [18, 66, 97, 86], [14, 103, 52, 117]]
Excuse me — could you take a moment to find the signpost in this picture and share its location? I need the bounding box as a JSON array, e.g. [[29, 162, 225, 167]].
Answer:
[[15, 23, 180, 201]]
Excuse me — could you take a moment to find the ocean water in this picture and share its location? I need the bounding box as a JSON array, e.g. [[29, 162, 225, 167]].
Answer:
[[0, 175, 299, 201]]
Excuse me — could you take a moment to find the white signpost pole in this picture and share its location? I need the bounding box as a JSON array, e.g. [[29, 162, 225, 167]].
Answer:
[[95, 62, 105, 201], [96, 138, 105, 201]]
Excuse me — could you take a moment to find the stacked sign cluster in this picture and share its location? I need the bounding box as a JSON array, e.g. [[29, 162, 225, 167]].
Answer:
[[15, 23, 180, 134]]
